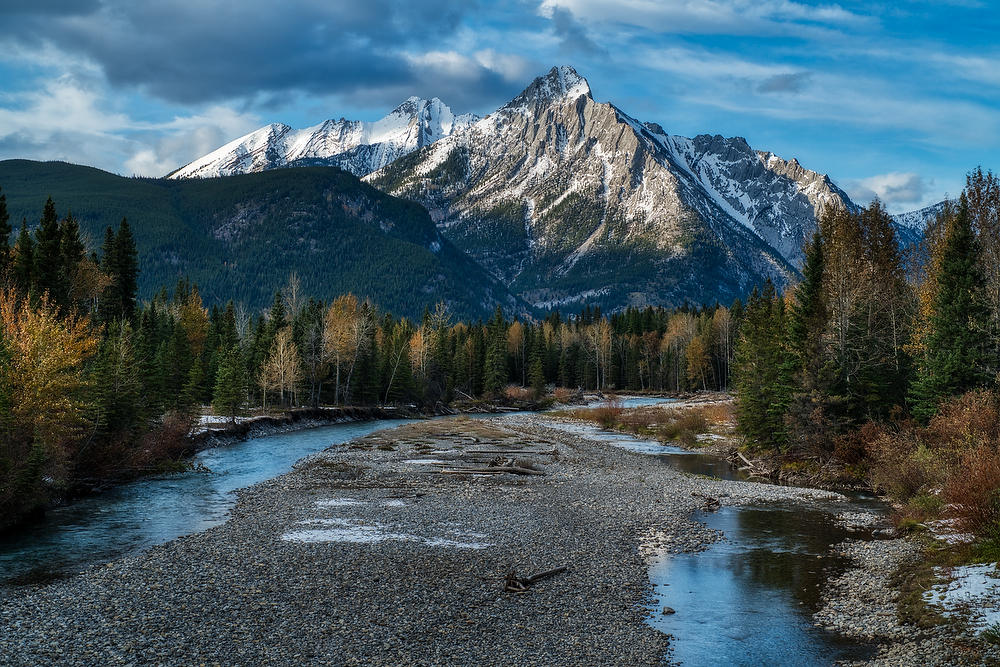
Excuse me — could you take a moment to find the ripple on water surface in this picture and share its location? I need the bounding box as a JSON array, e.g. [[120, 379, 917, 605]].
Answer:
[[649, 504, 880, 666]]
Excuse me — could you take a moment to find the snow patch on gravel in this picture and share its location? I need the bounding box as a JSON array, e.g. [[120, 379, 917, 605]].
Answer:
[[283, 517, 491, 549], [315, 498, 365, 507], [924, 563, 1000, 632]]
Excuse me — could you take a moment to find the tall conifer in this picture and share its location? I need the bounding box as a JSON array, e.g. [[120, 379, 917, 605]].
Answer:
[[910, 196, 989, 420], [0, 187, 10, 278]]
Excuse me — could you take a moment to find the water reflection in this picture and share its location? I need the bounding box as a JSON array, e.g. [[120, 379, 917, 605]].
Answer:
[[650, 505, 878, 666], [0, 418, 417, 588], [553, 416, 884, 665]]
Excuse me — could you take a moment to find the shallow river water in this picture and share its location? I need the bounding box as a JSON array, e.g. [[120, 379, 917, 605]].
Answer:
[[548, 410, 885, 665], [0, 418, 418, 586], [1, 399, 886, 664]]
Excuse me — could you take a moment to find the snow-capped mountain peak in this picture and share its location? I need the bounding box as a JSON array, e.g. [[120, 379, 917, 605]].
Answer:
[[168, 97, 478, 179], [504, 65, 592, 112]]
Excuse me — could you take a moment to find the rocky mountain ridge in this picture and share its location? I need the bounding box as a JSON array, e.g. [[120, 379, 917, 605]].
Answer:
[[168, 97, 477, 179], [171, 65, 935, 311], [365, 66, 857, 310]]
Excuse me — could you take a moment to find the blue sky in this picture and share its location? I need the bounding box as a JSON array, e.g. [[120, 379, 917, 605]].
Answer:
[[0, 1, 997, 212]]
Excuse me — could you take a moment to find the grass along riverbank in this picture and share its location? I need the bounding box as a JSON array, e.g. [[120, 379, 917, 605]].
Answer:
[[555, 395, 1000, 663]]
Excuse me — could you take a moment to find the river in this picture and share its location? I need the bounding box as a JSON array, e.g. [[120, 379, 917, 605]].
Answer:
[[1, 399, 886, 664]]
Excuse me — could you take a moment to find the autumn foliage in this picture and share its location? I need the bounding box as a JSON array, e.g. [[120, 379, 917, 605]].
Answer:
[[0, 290, 98, 526]]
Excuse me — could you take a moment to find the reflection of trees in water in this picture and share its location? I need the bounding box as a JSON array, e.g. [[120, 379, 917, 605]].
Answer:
[[710, 506, 854, 611], [660, 454, 743, 481]]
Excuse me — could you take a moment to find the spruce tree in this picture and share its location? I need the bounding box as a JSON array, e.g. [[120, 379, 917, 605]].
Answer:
[[483, 308, 507, 397], [93, 321, 143, 440], [114, 219, 139, 321], [33, 197, 63, 304], [529, 353, 545, 399], [98, 226, 118, 323], [11, 219, 33, 296], [787, 231, 826, 372], [212, 346, 245, 421], [911, 196, 989, 421], [60, 213, 85, 272], [60, 213, 86, 311], [0, 187, 10, 279], [732, 282, 793, 450]]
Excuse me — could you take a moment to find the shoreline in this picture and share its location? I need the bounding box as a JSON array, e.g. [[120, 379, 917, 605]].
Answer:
[[1, 408, 986, 665], [0, 411, 856, 665]]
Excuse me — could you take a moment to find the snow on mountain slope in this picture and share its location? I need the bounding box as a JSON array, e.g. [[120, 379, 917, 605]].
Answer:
[[890, 200, 945, 247], [893, 200, 946, 230], [366, 66, 855, 311], [168, 97, 477, 179]]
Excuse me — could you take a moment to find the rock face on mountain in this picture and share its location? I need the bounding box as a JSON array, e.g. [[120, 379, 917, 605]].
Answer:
[[366, 66, 858, 311], [168, 98, 477, 179], [171, 65, 930, 312]]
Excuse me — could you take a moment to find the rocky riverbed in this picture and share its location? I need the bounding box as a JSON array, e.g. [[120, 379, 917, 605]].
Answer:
[[0, 413, 985, 665]]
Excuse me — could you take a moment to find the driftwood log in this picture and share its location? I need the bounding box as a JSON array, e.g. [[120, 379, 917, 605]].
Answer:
[[504, 566, 568, 593], [691, 492, 721, 511], [467, 449, 557, 455], [440, 466, 544, 476]]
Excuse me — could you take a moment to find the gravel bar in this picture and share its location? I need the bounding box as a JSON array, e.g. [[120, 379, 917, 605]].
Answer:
[[0, 414, 918, 665]]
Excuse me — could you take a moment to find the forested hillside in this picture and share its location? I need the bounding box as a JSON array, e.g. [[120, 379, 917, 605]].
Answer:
[[0, 160, 522, 319]]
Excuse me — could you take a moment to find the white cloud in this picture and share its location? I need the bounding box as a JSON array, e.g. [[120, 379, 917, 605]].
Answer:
[[538, 0, 870, 37], [473, 50, 535, 83], [0, 75, 260, 176], [845, 172, 935, 211]]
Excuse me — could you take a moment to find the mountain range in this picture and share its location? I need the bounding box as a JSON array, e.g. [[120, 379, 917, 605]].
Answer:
[[1, 66, 940, 317], [169, 66, 937, 313], [168, 97, 477, 179]]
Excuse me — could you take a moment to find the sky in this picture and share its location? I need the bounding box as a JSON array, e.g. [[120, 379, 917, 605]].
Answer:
[[0, 1, 997, 213]]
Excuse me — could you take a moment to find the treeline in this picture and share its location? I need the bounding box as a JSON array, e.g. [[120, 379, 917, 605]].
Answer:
[[733, 168, 999, 451], [0, 186, 741, 529], [731, 167, 1000, 541]]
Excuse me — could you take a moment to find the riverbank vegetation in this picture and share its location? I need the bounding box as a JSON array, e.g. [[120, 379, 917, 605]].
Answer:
[[729, 167, 1000, 550], [0, 186, 741, 529]]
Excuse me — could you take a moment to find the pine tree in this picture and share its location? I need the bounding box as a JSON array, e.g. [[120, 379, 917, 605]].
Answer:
[[11, 219, 33, 296], [136, 305, 165, 420], [911, 196, 990, 421], [787, 231, 826, 373], [212, 346, 245, 421], [483, 308, 507, 397], [98, 226, 118, 323], [852, 200, 912, 419], [529, 352, 545, 399], [93, 321, 143, 440], [732, 282, 793, 450], [163, 321, 192, 409], [0, 187, 11, 279], [33, 197, 63, 305], [60, 213, 87, 311], [113, 219, 139, 321], [98, 220, 139, 323]]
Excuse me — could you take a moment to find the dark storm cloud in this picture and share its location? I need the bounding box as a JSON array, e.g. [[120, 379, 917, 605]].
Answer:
[[550, 7, 606, 56], [0, 0, 521, 109], [756, 72, 812, 94]]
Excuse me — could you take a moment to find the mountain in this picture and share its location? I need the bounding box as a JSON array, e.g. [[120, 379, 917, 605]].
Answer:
[[892, 200, 945, 246], [0, 160, 523, 318], [366, 66, 861, 311], [168, 98, 477, 179]]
